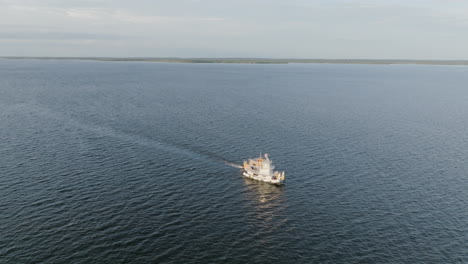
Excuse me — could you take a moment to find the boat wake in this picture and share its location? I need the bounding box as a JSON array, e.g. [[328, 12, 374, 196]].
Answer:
[[23, 104, 245, 169], [224, 161, 243, 169]]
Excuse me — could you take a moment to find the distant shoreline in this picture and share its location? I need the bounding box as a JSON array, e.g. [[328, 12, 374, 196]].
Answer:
[[2, 57, 468, 66]]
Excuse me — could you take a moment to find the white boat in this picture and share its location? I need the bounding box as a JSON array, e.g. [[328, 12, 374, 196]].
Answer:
[[242, 154, 285, 185]]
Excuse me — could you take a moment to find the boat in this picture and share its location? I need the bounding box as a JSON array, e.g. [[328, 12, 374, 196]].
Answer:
[[242, 154, 285, 185]]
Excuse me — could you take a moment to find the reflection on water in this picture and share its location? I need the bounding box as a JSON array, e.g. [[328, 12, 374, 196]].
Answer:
[[243, 177, 285, 204], [242, 176, 287, 228]]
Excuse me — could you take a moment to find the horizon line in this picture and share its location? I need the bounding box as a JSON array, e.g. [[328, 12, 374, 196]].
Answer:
[[2, 56, 468, 65]]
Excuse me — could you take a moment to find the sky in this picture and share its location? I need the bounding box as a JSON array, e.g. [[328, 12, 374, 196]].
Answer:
[[1, 0, 468, 59]]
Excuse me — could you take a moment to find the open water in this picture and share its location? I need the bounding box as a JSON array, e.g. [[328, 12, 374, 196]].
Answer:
[[0, 59, 467, 263]]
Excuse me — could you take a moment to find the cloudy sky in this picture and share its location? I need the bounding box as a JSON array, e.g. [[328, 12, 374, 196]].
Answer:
[[1, 0, 468, 59]]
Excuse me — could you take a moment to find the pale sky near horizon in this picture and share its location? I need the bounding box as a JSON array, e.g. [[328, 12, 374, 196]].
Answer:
[[1, 0, 468, 59]]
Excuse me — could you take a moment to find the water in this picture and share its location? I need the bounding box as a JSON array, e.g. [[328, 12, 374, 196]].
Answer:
[[0, 59, 467, 263]]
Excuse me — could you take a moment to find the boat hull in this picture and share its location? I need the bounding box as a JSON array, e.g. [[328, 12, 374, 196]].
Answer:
[[242, 171, 284, 185]]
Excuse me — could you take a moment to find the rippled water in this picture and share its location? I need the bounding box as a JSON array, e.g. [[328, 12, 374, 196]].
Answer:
[[1, 59, 467, 263]]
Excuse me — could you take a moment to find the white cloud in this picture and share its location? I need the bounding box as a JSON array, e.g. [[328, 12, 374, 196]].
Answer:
[[60, 7, 225, 24], [1, 1, 224, 24]]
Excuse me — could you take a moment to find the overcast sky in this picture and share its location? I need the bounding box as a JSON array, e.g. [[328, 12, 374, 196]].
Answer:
[[1, 0, 468, 59]]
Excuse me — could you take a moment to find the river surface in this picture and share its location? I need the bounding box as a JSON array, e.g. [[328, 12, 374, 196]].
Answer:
[[0, 59, 467, 263]]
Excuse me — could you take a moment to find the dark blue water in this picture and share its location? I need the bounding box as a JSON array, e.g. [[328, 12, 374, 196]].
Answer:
[[1, 59, 467, 263]]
